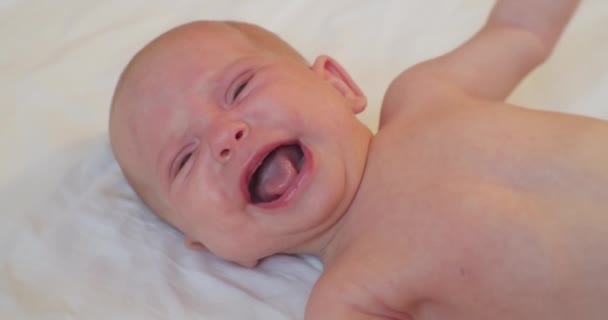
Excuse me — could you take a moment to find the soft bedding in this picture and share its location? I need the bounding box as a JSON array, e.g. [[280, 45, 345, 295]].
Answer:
[[1, 1, 607, 319]]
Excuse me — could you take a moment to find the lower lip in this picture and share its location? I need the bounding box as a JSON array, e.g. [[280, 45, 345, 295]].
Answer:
[[253, 143, 313, 210]]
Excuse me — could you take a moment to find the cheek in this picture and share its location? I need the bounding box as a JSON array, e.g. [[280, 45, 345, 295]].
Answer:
[[252, 86, 340, 132], [179, 187, 267, 261], [198, 217, 263, 263], [178, 189, 244, 238]]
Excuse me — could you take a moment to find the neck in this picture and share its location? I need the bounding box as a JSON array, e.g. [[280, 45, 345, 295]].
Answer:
[[317, 209, 357, 265], [294, 129, 374, 266], [285, 189, 364, 265]]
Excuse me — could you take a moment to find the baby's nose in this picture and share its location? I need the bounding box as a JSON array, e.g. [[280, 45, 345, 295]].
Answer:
[[209, 119, 250, 162]]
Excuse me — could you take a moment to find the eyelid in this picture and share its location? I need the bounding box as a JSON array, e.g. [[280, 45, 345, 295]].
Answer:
[[227, 70, 254, 105], [171, 140, 200, 180]]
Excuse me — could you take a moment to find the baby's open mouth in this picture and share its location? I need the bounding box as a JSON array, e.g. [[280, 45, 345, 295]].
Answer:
[[248, 143, 305, 204]]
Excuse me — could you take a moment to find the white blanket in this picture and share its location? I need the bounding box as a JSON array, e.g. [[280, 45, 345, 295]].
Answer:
[[1, 1, 607, 319]]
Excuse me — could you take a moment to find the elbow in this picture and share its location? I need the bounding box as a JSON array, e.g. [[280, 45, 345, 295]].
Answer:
[[493, 24, 553, 69], [485, 22, 557, 66], [523, 29, 553, 67]]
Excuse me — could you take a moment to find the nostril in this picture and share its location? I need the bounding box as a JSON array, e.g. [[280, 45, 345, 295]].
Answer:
[[220, 149, 230, 158], [235, 130, 244, 140]]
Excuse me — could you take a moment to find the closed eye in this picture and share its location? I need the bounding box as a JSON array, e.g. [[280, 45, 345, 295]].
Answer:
[[177, 152, 193, 174], [172, 142, 199, 180], [229, 72, 254, 104], [233, 81, 248, 100]]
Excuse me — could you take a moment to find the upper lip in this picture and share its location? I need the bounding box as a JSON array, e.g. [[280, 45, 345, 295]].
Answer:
[[240, 140, 299, 203]]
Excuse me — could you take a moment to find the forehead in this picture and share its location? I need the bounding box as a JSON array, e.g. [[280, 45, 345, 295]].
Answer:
[[125, 23, 264, 125], [121, 21, 304, 110], [133, 24, 260, 90]]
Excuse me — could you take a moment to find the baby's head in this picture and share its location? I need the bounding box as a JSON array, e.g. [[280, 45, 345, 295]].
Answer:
[[109, 21, 371, 266]]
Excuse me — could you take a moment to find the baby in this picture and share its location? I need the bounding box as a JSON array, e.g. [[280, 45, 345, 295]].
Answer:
[[109, 0, 608, 318]]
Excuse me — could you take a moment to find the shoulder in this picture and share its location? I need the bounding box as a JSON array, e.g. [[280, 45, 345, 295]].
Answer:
[[379, 65, 469, 128], [304, 267, 360, 318], [305, 266, 386, 319], [305, 254, 419, 319]]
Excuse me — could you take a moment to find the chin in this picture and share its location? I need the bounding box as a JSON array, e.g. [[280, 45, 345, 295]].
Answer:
[[238, 136, 363, 253]]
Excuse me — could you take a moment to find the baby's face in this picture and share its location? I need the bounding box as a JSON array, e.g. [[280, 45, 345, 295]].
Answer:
[[112, 22, 371, 266]]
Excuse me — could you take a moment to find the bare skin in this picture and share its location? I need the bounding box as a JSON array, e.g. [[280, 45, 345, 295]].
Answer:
[[110, 0, 608, 318], [309, 92, 608, 319], [307, 0, 608, 318]]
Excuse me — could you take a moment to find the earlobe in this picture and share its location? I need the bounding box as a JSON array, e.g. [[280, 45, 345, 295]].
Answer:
[[184, 237, 208, 252], [184, 237, 259, 268], [311, 55, 367, 114]]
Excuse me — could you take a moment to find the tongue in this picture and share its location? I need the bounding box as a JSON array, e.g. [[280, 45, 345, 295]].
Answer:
[[255, 147, 300, 202]]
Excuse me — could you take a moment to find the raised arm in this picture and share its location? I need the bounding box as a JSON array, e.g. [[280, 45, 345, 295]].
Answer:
[[383, 0, 580, 111]]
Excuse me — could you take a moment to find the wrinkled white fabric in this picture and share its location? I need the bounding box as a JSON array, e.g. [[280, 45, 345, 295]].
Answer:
[[1, 1, 607, 319]]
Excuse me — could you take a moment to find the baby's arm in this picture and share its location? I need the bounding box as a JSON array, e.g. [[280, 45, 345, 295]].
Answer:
[[382, 0, 579, 120]]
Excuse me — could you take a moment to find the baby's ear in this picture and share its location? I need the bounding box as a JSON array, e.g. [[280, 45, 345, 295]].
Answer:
[[311, 55, 367, 114], [184, 236, 208, 252], [184, 237, 259, 268]]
